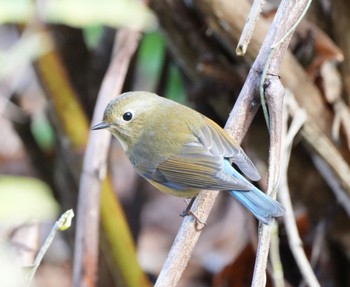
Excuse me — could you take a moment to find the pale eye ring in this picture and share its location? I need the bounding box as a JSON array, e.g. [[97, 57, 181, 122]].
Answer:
[[122, 111, 133, 121]]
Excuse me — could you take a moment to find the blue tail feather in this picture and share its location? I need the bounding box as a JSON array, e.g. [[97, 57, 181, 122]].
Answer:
[[224, 160, 285, 225]]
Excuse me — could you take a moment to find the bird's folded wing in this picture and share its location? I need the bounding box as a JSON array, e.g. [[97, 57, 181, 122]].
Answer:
[[154, 142, 251, 191], [193, 117, 261, 181]]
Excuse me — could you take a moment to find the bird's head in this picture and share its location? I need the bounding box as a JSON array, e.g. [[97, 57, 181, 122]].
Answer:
[[92, 91, 160, 150]]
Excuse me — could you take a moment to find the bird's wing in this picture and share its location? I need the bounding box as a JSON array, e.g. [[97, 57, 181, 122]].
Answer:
[[153, 141, 252, 191], [193, 117, 261, 181]]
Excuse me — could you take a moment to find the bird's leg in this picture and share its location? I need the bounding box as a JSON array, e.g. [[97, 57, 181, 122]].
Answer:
[[180, 197, 196, 217], [180, 197, 207, 230]]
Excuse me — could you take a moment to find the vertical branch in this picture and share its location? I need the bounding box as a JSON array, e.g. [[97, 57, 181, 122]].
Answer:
[[269, 223, 284, 287], [265, 79, 285, 195], [251, 79, 285, 287], [72, 29, 140, 287]]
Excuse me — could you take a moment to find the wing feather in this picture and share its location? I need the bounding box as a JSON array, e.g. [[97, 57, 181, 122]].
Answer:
[[142, 114, 260, 192], [154, 141, 251, 191], [196, 117, 261, 181]]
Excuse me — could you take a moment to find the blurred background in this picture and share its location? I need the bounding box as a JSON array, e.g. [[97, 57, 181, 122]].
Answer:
[[0, 0, 349, 286]]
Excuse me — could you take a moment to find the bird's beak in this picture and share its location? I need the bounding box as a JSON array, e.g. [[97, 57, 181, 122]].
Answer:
[[91, 122, 110, 130]]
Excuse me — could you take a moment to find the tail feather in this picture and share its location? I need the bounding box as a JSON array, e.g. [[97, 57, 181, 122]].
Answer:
[[224, 160, 285, 225], [229, 187, 285, 225]]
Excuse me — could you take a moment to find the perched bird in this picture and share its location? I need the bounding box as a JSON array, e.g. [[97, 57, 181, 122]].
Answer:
[[92, 91, 284, 224]]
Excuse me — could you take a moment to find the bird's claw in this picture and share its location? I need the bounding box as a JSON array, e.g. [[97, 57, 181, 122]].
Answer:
[[180, 209, 207, 231]]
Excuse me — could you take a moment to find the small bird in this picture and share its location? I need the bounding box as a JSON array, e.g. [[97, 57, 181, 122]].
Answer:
[[92, 91, 284, 225]]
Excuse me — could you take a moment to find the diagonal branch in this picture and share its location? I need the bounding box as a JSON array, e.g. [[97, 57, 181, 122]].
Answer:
[[236, 0, 266, 55]]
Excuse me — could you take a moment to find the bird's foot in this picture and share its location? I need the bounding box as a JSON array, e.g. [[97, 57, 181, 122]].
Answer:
[[180, 197, 207, 231]]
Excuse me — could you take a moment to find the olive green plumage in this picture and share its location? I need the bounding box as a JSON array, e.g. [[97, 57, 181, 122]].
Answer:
[[93, 91, 285, 224]]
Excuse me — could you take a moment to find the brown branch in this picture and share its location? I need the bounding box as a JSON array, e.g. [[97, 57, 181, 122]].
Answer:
[[72, 29, 141, 287], [236, 0, 266, 55], [251, 77, 285, 287]]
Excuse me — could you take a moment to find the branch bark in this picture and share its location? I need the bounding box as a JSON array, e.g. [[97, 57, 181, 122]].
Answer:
[[236, 0, 266, 55]]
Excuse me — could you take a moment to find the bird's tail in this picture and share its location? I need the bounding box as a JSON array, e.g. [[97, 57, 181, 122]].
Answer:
[[229, 187, 285, 225], [225, 162, 285, 225]]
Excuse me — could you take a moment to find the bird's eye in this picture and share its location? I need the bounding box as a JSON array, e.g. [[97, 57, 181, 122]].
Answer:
[[122, 111, 133, 121]]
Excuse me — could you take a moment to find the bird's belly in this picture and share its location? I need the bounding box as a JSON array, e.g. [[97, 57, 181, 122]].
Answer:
[[147, 179, 200, 198], [128, 145, 200, 197]]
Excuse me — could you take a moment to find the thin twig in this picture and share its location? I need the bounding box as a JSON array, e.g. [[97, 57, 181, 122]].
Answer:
[[269, 223, 284, 287], [312, 155, 350, 216], [236, 0, 266, 56], [72, 29, 140, 287], [309, 222, 326, 268], [25, 210, 74, 286], [278, 92, 320, 287]]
